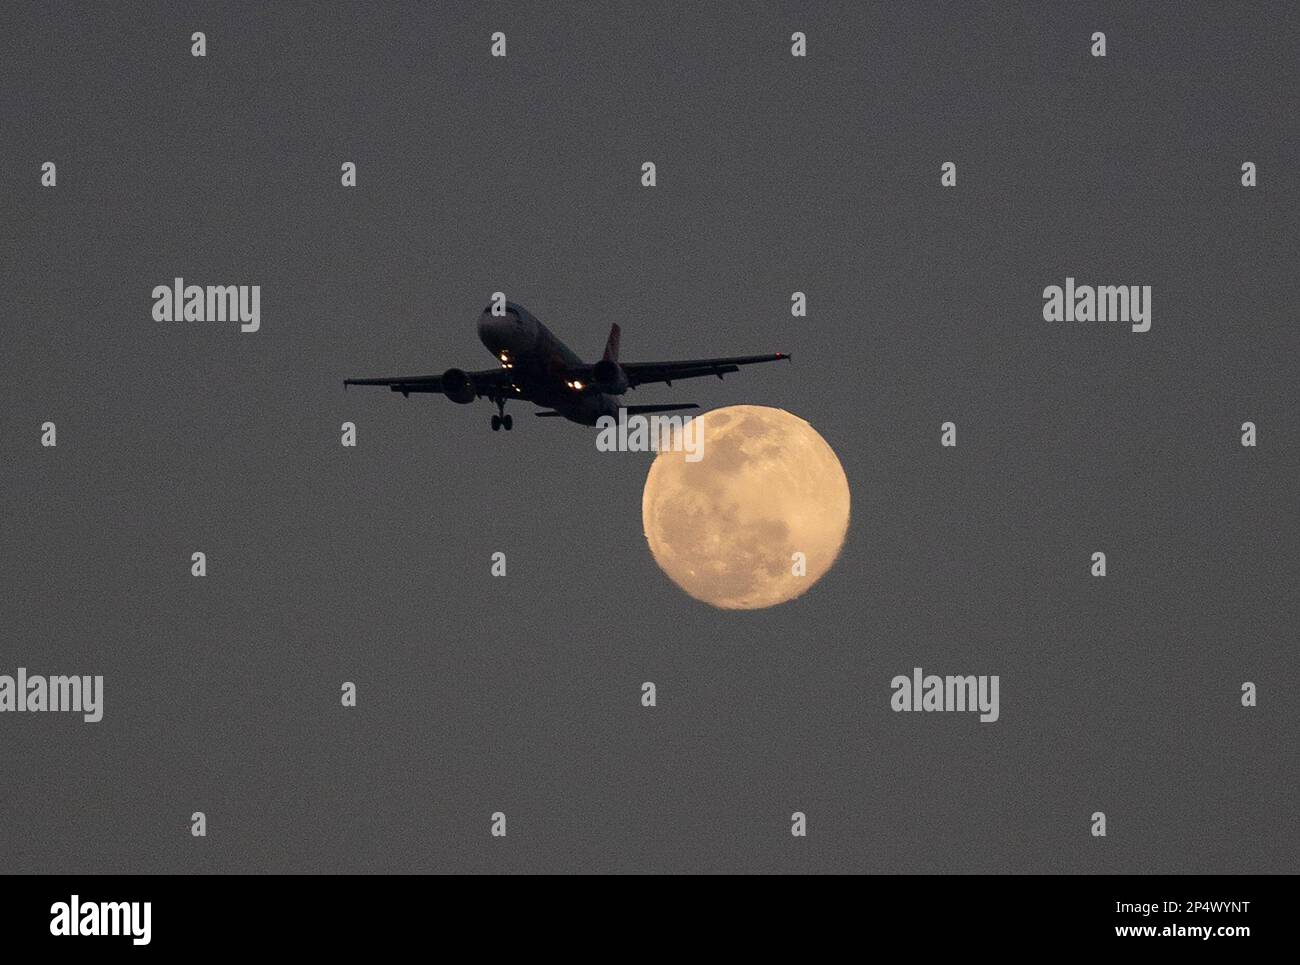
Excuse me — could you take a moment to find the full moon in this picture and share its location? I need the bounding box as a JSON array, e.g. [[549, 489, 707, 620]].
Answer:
[[641, 405, 851, 610]]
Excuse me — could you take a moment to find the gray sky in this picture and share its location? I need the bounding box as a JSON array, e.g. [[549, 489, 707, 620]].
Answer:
[[1, 1, 1296, 873]]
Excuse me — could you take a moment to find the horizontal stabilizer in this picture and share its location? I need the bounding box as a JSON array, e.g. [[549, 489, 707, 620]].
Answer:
[[538, 404, 699, 417], [622, 403, 700, 414], [563, 352, 787, 389]]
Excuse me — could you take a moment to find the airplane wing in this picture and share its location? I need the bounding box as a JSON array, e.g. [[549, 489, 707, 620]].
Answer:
[[582, 353, 790, 388], [343, 369, 511, 397]]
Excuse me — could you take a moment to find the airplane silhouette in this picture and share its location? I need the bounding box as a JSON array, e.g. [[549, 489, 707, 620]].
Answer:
[[344, 302, 790, 430]]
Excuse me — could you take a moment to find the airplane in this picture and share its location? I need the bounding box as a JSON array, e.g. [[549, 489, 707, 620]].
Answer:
[[343, 301, 790, 430]]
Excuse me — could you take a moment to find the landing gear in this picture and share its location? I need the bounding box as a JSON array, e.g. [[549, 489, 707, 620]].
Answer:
[[491, 399, 513, 431]]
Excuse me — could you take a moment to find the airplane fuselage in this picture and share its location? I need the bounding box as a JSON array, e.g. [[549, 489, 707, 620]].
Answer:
[[477, 302, 619, 426]]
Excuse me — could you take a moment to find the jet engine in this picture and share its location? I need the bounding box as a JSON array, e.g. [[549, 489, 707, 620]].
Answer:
[[592, 358, 629, 395], [441, 368, 476, 404]]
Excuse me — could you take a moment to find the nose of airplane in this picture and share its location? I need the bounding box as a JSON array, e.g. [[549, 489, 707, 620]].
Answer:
[[476, 309, 505, 349], [477, 304, 537, 357]]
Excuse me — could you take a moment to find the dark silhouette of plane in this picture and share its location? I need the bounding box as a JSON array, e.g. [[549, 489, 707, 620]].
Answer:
[[344, 302, 790, 430]]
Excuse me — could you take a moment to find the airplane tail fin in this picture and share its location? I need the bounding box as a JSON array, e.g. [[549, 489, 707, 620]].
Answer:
[[602, 323, 621, 362]]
